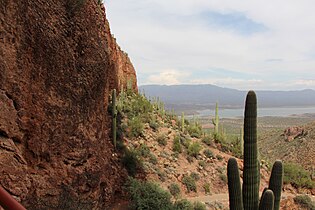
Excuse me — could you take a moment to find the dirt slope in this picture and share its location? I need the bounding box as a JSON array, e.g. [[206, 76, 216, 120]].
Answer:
[[259, 121, 315, 171]]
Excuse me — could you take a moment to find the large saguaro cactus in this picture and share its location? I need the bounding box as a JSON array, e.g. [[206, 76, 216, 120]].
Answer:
[[227, 91, 283, 210], [243, 91, 259, 209]]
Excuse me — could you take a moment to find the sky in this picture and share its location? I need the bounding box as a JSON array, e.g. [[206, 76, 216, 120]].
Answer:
[[103, 0, 315, 90]]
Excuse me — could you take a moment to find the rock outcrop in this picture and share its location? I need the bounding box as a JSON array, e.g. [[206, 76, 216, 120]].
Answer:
[[0, 1, 136, 209]]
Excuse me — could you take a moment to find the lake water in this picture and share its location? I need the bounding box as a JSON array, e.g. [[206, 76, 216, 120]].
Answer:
[[196, 107, 315, 118]]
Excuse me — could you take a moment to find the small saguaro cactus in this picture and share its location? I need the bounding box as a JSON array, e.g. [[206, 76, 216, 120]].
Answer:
[[112, 89, 117, 149], [212, 102, 219, 134], [227, 91, 283, 210], [181, 112, 185, 132]]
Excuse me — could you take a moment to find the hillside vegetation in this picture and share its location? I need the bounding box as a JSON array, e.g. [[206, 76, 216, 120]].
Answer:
[[109, 89, 315, 209]]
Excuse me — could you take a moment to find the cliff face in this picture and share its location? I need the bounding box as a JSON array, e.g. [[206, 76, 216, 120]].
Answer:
[[0, 0, 136, 208]]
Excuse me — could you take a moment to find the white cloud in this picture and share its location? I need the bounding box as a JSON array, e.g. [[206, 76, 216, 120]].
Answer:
[[104, 0, 315, 90], [146, 70, 190, 85]]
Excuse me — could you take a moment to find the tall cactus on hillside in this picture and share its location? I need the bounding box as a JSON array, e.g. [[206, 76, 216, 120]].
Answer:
[[112, 89, 117, 149], [243, 91, 259, 209], [227, 90, 283, 210], [181, 112, 185, 132], [212, 102, 219, 134]]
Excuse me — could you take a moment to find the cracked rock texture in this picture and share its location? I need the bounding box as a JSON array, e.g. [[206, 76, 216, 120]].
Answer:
[[0, 0, 137, 209]]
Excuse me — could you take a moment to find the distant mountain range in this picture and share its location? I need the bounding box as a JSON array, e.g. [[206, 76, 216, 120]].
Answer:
[[140, 84, 315, 111]]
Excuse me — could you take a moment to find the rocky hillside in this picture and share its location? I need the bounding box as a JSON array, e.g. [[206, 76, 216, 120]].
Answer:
[[259, 123, 315, 178], [111, 91, 314, 210], [0, 1, 136, 209]]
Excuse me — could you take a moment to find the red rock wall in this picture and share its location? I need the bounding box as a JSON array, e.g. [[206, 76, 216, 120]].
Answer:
[[0, 0, 136, 208]]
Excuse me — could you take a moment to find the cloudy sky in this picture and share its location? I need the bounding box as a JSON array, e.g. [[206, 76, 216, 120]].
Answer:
[[103, 0, 315, 90]]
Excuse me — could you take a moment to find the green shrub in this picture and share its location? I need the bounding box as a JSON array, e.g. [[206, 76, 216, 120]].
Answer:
[[187, 124, 202, 138], [126, 178, 173, 210], [216, 154, 223, 161], [294, 195, 315, 209], [203, 183, 210, 194], [283, 163, 315, 189], [198, 160, 206, 168], [157, 169, 167, 182], [219, 173, 228, 184], [213, 132, 225, 143], [181, 136, 192, 149], [173, 135, 182, 153], [173, 199, 194, 210], [168, 183, 181, 198], [188, 142, 202, 157], [148, 153, 158, 164], [137, 144, 150, 158], [122, 149, 142, 176], [203, 149, 214, 159], [156, 134, 168, 146], [149, 119, 159, 131], [128, 116, 144, 138], [190, 172, 200, 181], [193, 201, 207, 210], [201, 136, 212, 146], [182, 175, 197, 192]]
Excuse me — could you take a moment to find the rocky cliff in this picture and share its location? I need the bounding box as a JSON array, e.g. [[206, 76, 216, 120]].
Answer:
[[0, 0, 137, 209]]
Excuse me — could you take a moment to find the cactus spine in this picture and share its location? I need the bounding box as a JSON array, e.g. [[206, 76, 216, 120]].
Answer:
[[227, 90, 283, 210], [212, 102, 219, 134], [112, 89, 117, 149], [228, 158, 243, 210], [243, 91, 259, 210]]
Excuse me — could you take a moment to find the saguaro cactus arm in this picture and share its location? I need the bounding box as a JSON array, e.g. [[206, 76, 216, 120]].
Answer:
[[227, 158, 243, 210], [259, 189, 274, 210], [268, 160, 283, 210]]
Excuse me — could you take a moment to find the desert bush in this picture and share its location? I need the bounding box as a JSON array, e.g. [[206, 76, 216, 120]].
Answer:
[[127, 116, 144, 138], [283, 163, 314, 189], [148, 153, 158, 164], [203, 149, 214, 159], [168, 183, 181, 198], [187, 124, 202, 138], [182, 174, 197, 192], [201, 136, 212, 146], [173, 135, 182, 153], [190, 172, 200, 181], [219, 173, 228, 184], [193, 201, 207, 210], [149, 119, 159, 131], [173, 199, 194, 210], [188, 142, 202, 157], [203, 183, 211, 194], [216, 154, 223, 161], [157, 169, 167, 182], [126, 178, 173, 210], [181, 136, 192, 149], [198, 160, 206, 168], [137, 144, 150, 158], [294, 194, 315, 209], [122, 149, 142, 176], [156, 134, 168, 146]]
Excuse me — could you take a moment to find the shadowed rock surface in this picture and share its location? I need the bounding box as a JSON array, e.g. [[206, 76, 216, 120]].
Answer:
[[0, 0, 136, 209]]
